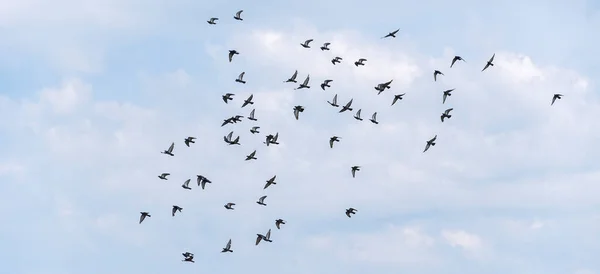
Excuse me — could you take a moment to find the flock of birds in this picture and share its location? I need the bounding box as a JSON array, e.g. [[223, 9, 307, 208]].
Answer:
[[138, 9, 566, 264]]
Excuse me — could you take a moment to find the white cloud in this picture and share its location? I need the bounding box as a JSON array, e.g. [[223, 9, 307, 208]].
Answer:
[[441, 230, 483, 252]]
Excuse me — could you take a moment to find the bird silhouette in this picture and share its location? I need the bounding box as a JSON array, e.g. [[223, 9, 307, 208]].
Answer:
[[275, 219, 286, 229], [248, 109, 258, 121], [228, 50, 239, 62], [264, 175, 277, 189], [423, 135, 437, 153], [391, 94, 405, 106], [161, 142, 175, 156], [241, 94, 254, 108], [300, 39, 313, 48], [235, 72, 247, 84], [441, 108, 453, 122], [293, 105, 305, 120], [158, 173, 170, 180], [233, 10, 243, 20], [482, 53, 495, 72], [551, 94, 563, 105], [222, 239, 233, 252], [339, 99, 353, 113], [222, 93, 234, 103], [172, 205, 183, 217], [369, 112, 379, 124], [351, 166, 361, 178], [245, 150, 257, 161], [354, 58, 367, 66], [295, 75, 311, 90], [354, 109, 363, 121], [184, 137, 196, 147], [450, 56, 466, 68], [224, 203, 236, 210], [285, 70, 298, 83], [434, 70, 444, 81], [346, 208, 357, 217], [321, 79, 333, 90], [139, 212, 151, 224], [328, 94, 339, 107], [382, 28, 400, 38], [442, 89, 454, 104], [257, 195, 267, 206], [207, 18, 218, 24], [329, 136, 341, 148], [320, 42, 331, 50], [331, 56, 342, 65]]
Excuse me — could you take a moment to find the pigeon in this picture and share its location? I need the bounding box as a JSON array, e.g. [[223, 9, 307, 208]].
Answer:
[[250, 126, 260, 134], [221, 117, 235, 127], [184, 137, 196, 147], [329, 136, 341, 148], [285, 70, 298, 83], [382, 28, 400, 38], [354, 109, 363, 121], [235, 72, 247, 84], [450, 56, 466, 68], [264, 175, 277, 189], [295, 75, 311, 90], [551, 94, 563, 105], [182, 179, 192, 190], [263, 229, 273, 242], [345, 208, 357, 218], [331, 56, 342, 65], [441, 108, 453, 122], [328, 94, 339, 107], [233, 10, 243, 20], [228, 50, 239, 62], [224, 203, 236, 210], [423, 135, 437, 153], [264, 133, 279, 146], [375, 80, 393, 94], [391, 94, 405, 106], [158, 173, 170, 180], [207, 17, 218, 24], [245, 150, 257, 161], [197, 175, 212, 189], [321, 79, 333, 90], [256, 195, 267, 206], [442, 89, 454, 104], [161, 142, 175, 156], [320, 42, 331, 50], [182, 256, 195, 263], [222, 93, 234, 103], [354, 58, 367, 66], [241, 94, 253, 108], [222, 239, 233, 252], [482, 53, 495, 72], [300, 39, 313, 48], [293, 105, 304, 120], [369, 112, 379, 124], [275, 219, 286, 229], [224, 131, 240, 145], [351, 166, 360, 178], [182, 252, 194, 259], [232, 115, 244, 123], [248, 109, 257, 121], [172, 205, 183, 217], [434, 70, 444, 81], [339, 99, 353, 113], [139, 212, 151, 224]]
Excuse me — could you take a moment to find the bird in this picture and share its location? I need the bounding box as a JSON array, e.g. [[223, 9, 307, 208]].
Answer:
[[450, 56, 466, 68], [327, 94, 339, 107], [235, 72, 246, 84], [441, 108, 453, 122], [345, 208, 357, 218], [375, 80, 393, 94], [293, 105, 304, 120], [482, 53, 495, 72], [250, 126, 260, 134], [161, 142, 175, 156], [182, 252, 194, 259], [233, 10, 243, 20], [228, 50, 239, 62], [331, 56, 342, 65], [369, 112, 379, 124], [222, 239, 233, 252], [285, 70, 298, 83], [245, 150, 257, 161], [354, 58, 367, 66], [321, 79, 333, 90], [197, 175, 212, 189], [158, 173, 170, 180], [222, 93, 234, 103], [339, 99, 353, 113], [423, 135, 437, 153], [207, 17, 218, 24], [551, 94, 563, 105], [354, 109, 363, 121], [434, 70, 444, 81], [224, 131, 240, 145], [182, 256, 195, 263], [300, 39, 313, 48], [263, 229, 273, 242], [351, 166, 360, 178], [255, 233, 265, 246], [256, 195, 267, 206], [442, 89, 454, 104], [391, 94, 405, 106], [232, 115, 244, 123], [382, 28, 400, 38], [264, 175, 277, 189], [221, 117, 235, 127], [275, 219, 286, 229], [320, 42, 331, 50], [182, 179, 192, 190], [295, 75, 311, 90], [224, 203, 236, 210], [241, 94, 253, 107], [184, 137, 196, 147], [139, 212, 151, 224], [264, 133, 279, 146], [248, 109, 257, 121], [329, 136, 341, 148], [172, 205, 183, 217]]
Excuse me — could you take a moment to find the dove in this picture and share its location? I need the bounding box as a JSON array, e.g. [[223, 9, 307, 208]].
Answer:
[[233, 10, 243, 20], [224, 131, 240, 145], [300, 39, 313, 48], [158, 173, 170, 180], [275, 219, 286, 229], [264, 133, 279, 146], [328, 94, 339, 107], [222, 93, 234, 103], [339, 99, 353, 113], [482, 53, 495, 72], [369, 112, 379, 124], [256, 195, 267, 206], [248, 109, 257, 121], [232, 115, 244, 123], [391, 94, 405, 106], [250, 126, 260, 134], [221, 117, 235, 127], [434, 70, 444, 81], [450, 56, 466, 68], [172, 205, 183, 217], [139, 212, 151, 224], [331, 56, 342, 65], [235, 72, 247, 84], [222, 239, 233, 252], [320, 42, 331, 50], [197, 175, 212, 189], [245, 150, 257, 161], [382, 28, 400, 38], [184, 137, 196, 147], [441, 108, 453, 122], [354, 109, 363, 121], [241, 94, 254, 108], [354, 58, 367, 66], [295, 75, 311, 90], [228, 50, 239, 62], [182, 179, 192, 190], [443, 89, 454, 104], [351, 166, 360, 178], [207, 17, 218, 24], [285, 70, 298, 83], [551, 94, 563, 105], [345, 208, 357, 218], [423, 135, 437, 153], [182, 252, 194, 259], [321, 79, 333, 90], [293, 105, 304, 120], [161, 142, 175, 156], [264, 175, 277, 189], [329, 136, 341, 148], [224, 203, 236, 210], [374, 80, 393, 94]]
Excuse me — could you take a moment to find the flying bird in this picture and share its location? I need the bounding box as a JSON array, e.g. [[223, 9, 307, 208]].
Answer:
[[321, 79, 333, 90], [207, 17, 218, 24], [450, 56, 466, 68], [354, 109, 363, 121], [300, 39, 313, 48], [182, 179, 192, 190], [382, 28, 400, 38], [441, 108, 453, 122], [197, 175, 212, 189], [331, 56, 342, 65], [139, 212, 151, 224], [391, 94, 405, 106], [245, 150, 257, 161], [241, 94, 253, 107], [423, 135, 437, 153], [232, 115, 244, 123], [339, 99, 353, 113], [222, 239, 233, 252], [329, 136, 341, 148], [182, 256, 195, 263], [184, 137, 196, 147], [263, 229, 272, 242], [285, 70, 298, 83], [182, 252, 194, 259], [235, 72, 246, 84], [228, 50, 239, 62], [293, 105, 305, 120], [327, 94, 339, 107], [172, 205, 183, 217], [161, 142, 175, 156], [264, 175, 277, 189], [264, 133, 279, 146], [369, 112, 379, 124], [482, 53, 495, 72], [275, 219, 286, 229], [221, 117, 235, 127], [434, 70, 444, 81], [442, 89, 454, 104], [295, 75, 311, 90], [345, 208, 357, 218], [250, 126, 260, 134], [320, 42, 331, 50], [256, 195, 267, 206], [224, 203, 236, 210], [351, 166, 361, 178], [354, 58, 367, 66], [223, 131, 240, 145], [248, 109, 257, 121], [222, 93, 234, 103], [233, 10, 243, 20], [551, 94, 563, 105], [375, 80, 393, 94], [158, 173, 170, 180]]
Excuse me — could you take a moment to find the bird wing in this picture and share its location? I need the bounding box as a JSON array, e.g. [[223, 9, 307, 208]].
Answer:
[[139, 214, 145, 223], [332, 94, 338, 104], [228, 51, 234, 62], [227, 131, 233, 141], [270, 175, 276, 181], [168, 142, 174, 152], [356, 109, 361, 117], [247, 94, 253, 101], [250, 150, 256, 157], [303, 75, 310, 85], [359, 58, 367, 62], [305, 39, 313, 44], [431, 135, 437, 142], [291, 70, 298, 79], [266, 229, 271, 239], [551, 96, 557, 105], [226, 239, 232, 249], [239, 72, 245, 79], [236, 10, 243, 17], [423, 143, 430, 152], [372, 112, 377, 120], [392, 97, 398, 105], [256, 235, 262, 245], [324, 42, 330, 46], [294, 108, 299, 120], [259, 196, 266, 202], [183, 179, 190, 187], [451, 58, 457, 68], [329, 138, 334, 148], [172, 207, 177, 216], [489, 53, 495, 62], [325, 79, 332, 84], [345, 99, 353, 107], [445, 108, 453, 114], [351, 168, 356, 178], [249, 109, 255, 118], [443, 93, 448, 104]]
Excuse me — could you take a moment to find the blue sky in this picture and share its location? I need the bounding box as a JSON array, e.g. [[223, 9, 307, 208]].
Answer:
[[1, 0, 600, 274]]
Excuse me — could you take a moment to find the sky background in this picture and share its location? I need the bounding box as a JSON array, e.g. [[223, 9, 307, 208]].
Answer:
[[1, 0, 600, 274]]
